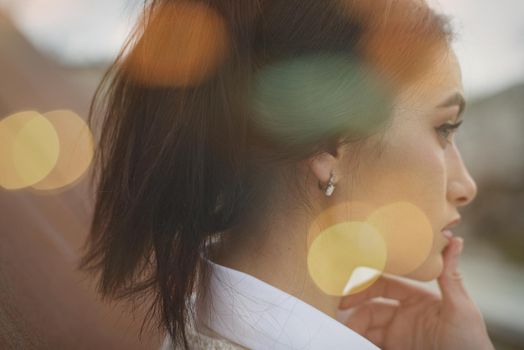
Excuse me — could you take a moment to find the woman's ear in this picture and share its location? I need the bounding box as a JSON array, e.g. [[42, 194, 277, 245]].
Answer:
[[308, 138, 347, 184], [308, 152, 338, 184]]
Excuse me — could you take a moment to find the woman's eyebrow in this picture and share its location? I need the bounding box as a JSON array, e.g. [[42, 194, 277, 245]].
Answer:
[[437, 92, 466, 116]]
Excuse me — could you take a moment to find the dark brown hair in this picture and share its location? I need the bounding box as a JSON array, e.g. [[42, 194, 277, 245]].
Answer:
[[78, 0, 452, 348]]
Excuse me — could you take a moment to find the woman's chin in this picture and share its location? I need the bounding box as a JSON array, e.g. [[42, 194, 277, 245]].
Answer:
[[399, 254, 444, 282]]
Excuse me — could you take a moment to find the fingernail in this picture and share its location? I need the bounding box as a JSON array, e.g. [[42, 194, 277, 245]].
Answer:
[[455, 237, 464, 254]]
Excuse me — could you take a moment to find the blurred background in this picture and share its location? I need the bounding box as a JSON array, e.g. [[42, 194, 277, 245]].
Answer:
[[0, 0, 523, 349]]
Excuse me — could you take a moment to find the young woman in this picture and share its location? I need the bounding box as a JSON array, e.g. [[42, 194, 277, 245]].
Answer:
[[79, 0, 496, 349]]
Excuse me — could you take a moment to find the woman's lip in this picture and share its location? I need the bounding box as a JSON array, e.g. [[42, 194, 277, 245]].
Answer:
[[441, 229, 454, 239], [442, 217, 461, 231]]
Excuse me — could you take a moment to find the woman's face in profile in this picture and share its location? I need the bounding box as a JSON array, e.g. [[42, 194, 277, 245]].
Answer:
[[341, 48, 478, 281]]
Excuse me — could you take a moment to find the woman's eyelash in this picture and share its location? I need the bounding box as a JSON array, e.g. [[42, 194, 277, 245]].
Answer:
[[435, 120, 463, 141]]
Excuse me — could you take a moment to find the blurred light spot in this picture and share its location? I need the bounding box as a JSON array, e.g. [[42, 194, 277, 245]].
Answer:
[[307, 221, 387, 296], [0, 111, 59, 190], [31, 110, 94, 191], [308, 201, 375, 248], [367, 201, 434, 276], [126, 2, 230, 87], [250, 54, 392, 147], [307, 201, 434, 295]]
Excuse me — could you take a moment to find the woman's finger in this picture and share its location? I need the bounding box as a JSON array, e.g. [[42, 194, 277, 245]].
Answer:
[[345, 299, 399, 334], [366, 327, 386, 348], [339, 273, 434, 309], [437, 236, 471, 306]]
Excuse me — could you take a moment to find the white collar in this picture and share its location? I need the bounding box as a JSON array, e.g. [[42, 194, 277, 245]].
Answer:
[[195, 257, 380, 350]]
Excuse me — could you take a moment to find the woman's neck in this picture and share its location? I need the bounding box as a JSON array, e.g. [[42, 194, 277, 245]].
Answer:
[[210, 213, 341, 320]]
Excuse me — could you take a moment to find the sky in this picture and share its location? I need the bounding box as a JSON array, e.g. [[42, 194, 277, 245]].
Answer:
[[1, 0, 523, 98]]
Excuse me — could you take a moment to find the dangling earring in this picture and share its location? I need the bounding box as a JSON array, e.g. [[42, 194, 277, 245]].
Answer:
[[319, 171, 336, 197]]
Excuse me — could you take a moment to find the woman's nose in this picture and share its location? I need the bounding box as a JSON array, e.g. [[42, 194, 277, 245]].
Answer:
[[447, 151, 478, 208]]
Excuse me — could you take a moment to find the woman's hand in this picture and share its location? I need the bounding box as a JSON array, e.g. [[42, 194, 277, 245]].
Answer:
[[338, 237, 496, 350]]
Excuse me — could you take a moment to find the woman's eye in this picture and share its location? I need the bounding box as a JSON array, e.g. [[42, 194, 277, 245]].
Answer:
[[435, 120, 463, 143]]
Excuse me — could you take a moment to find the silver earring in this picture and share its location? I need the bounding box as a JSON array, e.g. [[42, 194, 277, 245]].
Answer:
[[319, 171, 336, 197]]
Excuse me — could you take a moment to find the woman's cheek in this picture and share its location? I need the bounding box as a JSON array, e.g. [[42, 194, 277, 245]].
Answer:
[[401, 151, 448, 281], [350, 134, 448, 281], [384, 146, 447, 280]]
